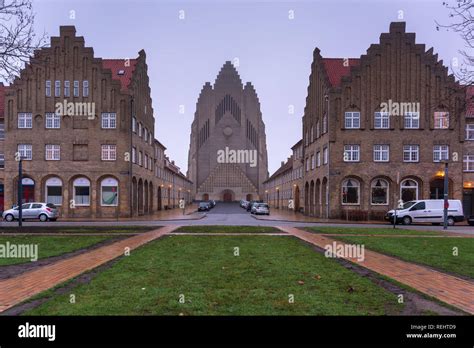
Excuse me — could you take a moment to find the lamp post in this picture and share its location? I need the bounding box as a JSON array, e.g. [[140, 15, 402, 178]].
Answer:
[[442, 160, 449, 230], [17, 155, 26, 228]]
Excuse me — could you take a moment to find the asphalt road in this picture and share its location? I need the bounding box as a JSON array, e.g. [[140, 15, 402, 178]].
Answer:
[[1, 202, 473, 234]]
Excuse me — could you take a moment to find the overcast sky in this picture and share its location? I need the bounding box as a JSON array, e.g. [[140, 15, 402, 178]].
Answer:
[[28, 0, 465, 174]]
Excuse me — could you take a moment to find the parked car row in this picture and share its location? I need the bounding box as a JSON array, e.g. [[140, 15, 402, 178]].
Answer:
[[240, 200, 270, 215], [2, 202, 59, 222], [198, 200, 216, 212]]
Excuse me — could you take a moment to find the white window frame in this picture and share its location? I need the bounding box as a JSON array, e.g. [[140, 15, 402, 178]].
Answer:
[[45, 177, 63, 206], [433, 145, 449, 162], [373, 145, 389, 162], [323, 147, 328, 164], [463, 155, 474, 172], [316, 151, 321, 167], [434, 112, 449, 129], [18, 113, 32, 129], [83, 80, 89, 97], [344, 112, 360, 129], [374, 112, 390, 129], [18, 144, 32, 160], [404, 112, 420, 129], [55, 80, 61, 97], [342, 178, 360, 205], [73, 81, 79, 97], [45, 112, 60, 129], [466, 124, 474, 140], [403, 145, 419, 163], [101, 145, 117, 161], [132, 147, 136, 163], [101, 113, 117, 129], [371, 178, 389, 205], [73, 177, 91, 206], [64, 80, 70, 97], [343, 145, 360, 162], [101, 177, 119, 207], [132, 117, 137, 133], [45, 144, 60, 161], [400, 179, 419, 202], [45, 80, 51, 97]]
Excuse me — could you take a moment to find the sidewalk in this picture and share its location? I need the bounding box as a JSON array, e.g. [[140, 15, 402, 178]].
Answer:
[[277, 226, 474, 314], [252, 209, 386, 224], [0, 225, 179, 313]]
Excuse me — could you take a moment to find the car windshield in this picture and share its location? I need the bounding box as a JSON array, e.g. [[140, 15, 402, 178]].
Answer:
[[199, 202, 207, 206], [46, 203, 56, 209], [402, 201, 416, 209]]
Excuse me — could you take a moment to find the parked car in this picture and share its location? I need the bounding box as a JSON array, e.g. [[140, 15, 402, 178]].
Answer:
[[198, 202, 211, 211], [246, 200, 263, 212], [241, 200, 249, 209], [385, 199, 464, 226], [239, 200, 247, 208], [2, 202, 59, 222], [251, 203, 270, 215], [210, 200, 216, 208], [468, 215, 474, 226]]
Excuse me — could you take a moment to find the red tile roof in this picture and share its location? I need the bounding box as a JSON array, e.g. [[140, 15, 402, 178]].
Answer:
[[102, 59, 138, 92], [0, 83, 5, 118], [467, 86, 474, 118], [322, 58, 360, 88]]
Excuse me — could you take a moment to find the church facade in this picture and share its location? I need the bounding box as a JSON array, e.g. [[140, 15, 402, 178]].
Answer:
[[187, 62, 269, 202]]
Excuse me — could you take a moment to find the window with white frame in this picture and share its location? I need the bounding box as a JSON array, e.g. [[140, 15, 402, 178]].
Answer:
[[0, 154, 4, 169], [55, 80, 61, 97], [323, 114, 328, 133], [18, 144, 32, 160], [83, 80, 89, 97], [45, 113, 60, 129], [132, 117, 137, 133], [342, 178, 360, 204], [311, 154, 315, 169], [323, 147, 328, 164], [45, 81, 51, 97], [371, 178, 388, 205], [101, 145, 117, 161], [374, 112, 390, 129], [373, 145, 389, 162], [132, 147, 136, 163], [464, 155, 474, 172], [73, 177, 90, 206], [466, 124, 474, 140], [400, 179, 418, 202], [403, 145, 419, 162], [344, 112, 360, 129], [317, 151, 321, 167], [138, 123, 142, 137], [404, 112, 420, 129], [73, 81, 79, 97], [433, 145, 449, 162], [101, 177, 118, 206], [101, 113, 116, 129], [144, 128, 148, 142], [138, 151, 143, 166], [18, 113, 32, 128], [45, 177, 62, 205], [434, 112, 449, 129], [343, 145, 360, 162], [64, 81, 70, 97], [45, 144, 60, 160]]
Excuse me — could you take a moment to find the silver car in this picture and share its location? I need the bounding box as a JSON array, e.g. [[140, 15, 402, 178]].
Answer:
[[251, 203, 270, 215], [2, 202, 59, 222]]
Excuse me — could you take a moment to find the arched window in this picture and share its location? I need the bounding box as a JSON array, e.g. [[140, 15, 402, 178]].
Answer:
[[371, 179, 389, 205], [73, 177, 90, 206], [400, 179, 418, 202], [101, 177, 119, 206], [45, 177, 62, 205], [342, 178, 360, 204]]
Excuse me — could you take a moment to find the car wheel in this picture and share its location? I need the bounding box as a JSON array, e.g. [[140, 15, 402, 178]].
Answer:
[[5, 214, 14, 222], [402, 216, 412, 225], [39, 214, 48, 222], [447, 217, 455, 226]]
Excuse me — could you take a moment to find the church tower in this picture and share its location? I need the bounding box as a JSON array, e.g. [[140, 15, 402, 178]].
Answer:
[[187, 61, 269, 201]]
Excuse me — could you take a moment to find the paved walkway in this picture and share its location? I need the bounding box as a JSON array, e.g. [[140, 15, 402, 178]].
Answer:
[[0, 225, 179, 313], [277, 226, 474, 314]]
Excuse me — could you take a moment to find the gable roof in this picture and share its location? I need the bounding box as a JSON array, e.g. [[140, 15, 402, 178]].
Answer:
[[102, 59, 138, 93], [321, 58, 360, 88]]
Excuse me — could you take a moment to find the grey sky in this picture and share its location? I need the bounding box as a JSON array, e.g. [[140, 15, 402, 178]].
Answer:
[[30, 0, 464, 174]]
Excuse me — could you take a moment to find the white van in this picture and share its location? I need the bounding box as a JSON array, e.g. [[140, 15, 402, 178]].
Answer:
[[385, 200, 464, 226]]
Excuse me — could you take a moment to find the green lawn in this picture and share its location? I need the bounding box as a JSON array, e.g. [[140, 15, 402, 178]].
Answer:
[[333, 236, 474, 279], [304, 226, 441, 236], [174, 225, 279, 233], [0, 235, 116, 266], [25, 235, 403, 315], [0, 226, 155, 234]]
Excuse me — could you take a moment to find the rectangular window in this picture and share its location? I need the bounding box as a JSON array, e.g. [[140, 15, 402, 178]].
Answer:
[[18, 144, 32, 160], [404, 112, 420, 129], [373, 145, 390, 162], [145, 154, 149, 169], [64, 80, 70, 97], [101, 145, 117, 161], [466, 124, 474, 140], [45, 80, 51, 97], [464, 155, 474, 172], [138, 151, 143, 166], [374, 112, 390, 129], [344, 112, 360, 129], [0, 118, 4, 140], [433, 145, 449, 162], [344, 145, 360, 162], [403, 145, 419, 162], [55, 80, 61, 97], [83, 80, 89, 97], [323, 147, 328, 164], [132, 117, 137, 133], [138, 123, 142, 137], [132, 147, 136, 163], [434, 112, 449, 129], [144, 128, 148, 142], [45, 144, 60, 160], [18, 113, 32, 128], [0, 154, 4, 169], [101, 113, 117, 129], [45, 113, 60, 129], [311, 155, 315, 170], [73, 81, 79, 97], [316, 151, 321, 167]]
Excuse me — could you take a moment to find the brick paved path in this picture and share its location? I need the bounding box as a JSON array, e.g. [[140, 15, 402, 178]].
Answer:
[[0, 225, 179, 313], [277, 226, 474, 314]]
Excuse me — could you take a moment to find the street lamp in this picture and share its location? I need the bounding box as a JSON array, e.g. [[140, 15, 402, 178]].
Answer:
[[17, 154, 28, 228], [441, 160, 449, 230]]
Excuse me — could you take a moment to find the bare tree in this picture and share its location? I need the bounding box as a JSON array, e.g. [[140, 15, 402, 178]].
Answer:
[[0, 0, 47, 82]]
